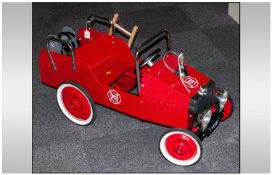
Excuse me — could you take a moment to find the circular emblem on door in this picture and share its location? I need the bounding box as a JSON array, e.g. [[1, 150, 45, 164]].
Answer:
[[107, 90, 121, 105], [182, 76, 199, 89]]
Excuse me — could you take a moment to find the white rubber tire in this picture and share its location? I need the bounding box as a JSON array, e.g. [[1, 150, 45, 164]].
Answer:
[[57, 83, 94, 125], [160, 130, 202, 166]]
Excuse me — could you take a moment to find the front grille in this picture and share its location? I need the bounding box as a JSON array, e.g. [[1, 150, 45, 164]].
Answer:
[[189, 80, 215, 114]]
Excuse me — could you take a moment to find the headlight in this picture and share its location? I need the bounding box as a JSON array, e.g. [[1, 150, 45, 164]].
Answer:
[[217, 90, 228, 112], [198, 109, 212, 131], [198, 85, 208, 96]]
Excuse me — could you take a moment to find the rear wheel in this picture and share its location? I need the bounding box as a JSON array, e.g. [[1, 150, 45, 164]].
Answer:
[[160, 129, 203, 166], [57, 83, 96, 125]]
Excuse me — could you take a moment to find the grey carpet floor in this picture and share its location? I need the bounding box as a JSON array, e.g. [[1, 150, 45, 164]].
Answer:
[[32, 2, 240, 173]]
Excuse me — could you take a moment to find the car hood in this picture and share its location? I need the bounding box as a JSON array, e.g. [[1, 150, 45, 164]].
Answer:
[[161, 63, 211, 98], [141, 59, 212, 99]]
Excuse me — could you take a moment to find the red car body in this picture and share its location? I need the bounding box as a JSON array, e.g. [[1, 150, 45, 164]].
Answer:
[[39, 27, 211, 129], [38, 13, 233, 166]]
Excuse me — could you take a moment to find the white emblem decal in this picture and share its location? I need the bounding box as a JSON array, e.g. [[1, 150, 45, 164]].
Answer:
[[182, 76, 199, 89], [107, 90, 121, 105]]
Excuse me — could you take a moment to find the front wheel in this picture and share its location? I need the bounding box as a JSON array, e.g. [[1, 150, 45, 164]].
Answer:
[[159, 129, 203, 166], [57, 83, 96, 125]]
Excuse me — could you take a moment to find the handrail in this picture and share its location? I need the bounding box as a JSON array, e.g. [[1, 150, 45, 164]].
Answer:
[[135, 29, 171, 56], [87, 14, 111, 26], [46, 35, 76, 71], [134, 29, 171, 95]]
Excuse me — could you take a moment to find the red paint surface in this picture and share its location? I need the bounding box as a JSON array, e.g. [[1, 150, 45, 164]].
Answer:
[[221, 98, 233, 121], [165, 133, 197, 160], [62, 86, 92, 120], [38, 27, 214, 129]]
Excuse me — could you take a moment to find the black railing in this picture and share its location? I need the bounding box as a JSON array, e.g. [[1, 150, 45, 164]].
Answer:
[[87, 14, 111, 26], [134, 29, 171, 95], [46, 35, 76, 71]]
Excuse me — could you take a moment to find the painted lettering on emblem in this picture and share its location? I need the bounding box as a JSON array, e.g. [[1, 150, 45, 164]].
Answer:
[[182, 76, 199, 89], [107, 90, 121, 105]]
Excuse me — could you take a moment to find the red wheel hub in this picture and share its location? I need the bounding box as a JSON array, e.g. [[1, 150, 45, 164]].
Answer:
[[165, 133, 197, 160], [62, 86, 91, 120], [221, 98, 232, 121]]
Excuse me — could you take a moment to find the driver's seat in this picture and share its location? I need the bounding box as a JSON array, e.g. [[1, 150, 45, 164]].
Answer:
[[112, 67, 137, 92], [58, 26, 80, 49]]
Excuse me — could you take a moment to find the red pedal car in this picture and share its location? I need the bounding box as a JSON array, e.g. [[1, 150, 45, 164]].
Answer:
[[38, 13, 234, 166]]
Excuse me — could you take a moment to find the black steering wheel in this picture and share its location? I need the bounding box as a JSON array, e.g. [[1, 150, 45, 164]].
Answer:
[[139, 48, 161, 68]]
